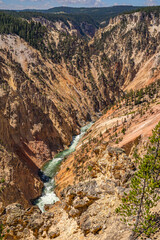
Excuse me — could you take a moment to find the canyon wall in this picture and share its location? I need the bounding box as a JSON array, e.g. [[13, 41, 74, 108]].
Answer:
[[0, 10, 159, 209]]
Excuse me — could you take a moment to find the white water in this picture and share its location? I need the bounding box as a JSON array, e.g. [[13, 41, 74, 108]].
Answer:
[[36, 122, 93, 212]]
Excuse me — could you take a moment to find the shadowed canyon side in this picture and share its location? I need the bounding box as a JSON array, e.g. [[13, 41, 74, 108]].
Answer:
[[1, 82, 159, 240], [0, 7, 160, 240], [0, 34, 103, 208], [0, 12, 123, 208]]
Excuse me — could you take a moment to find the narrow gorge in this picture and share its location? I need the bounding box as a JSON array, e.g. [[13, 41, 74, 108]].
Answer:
[[0, 5, 160, 240], [35, 122, 93, 212]]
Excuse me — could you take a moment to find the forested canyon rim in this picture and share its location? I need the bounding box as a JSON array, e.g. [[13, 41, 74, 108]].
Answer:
[[0, 6, 160, 240]]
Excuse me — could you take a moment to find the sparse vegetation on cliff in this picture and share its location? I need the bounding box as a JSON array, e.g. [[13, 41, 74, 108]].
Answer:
[[116, 122, 160, 240], [0, 7, 160, 239], [0, 12, 46, 52]]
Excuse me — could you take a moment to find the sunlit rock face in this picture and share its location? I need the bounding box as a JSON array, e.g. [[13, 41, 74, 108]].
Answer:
[[0, 9, 160, 239]]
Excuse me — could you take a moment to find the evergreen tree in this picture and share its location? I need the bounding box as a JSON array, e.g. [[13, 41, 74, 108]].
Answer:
[[0, 225, 3, 240], [116, 122, 160, 240]]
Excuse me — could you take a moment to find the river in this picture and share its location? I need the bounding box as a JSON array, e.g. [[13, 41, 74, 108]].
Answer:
[[35, 122, 93, 212]]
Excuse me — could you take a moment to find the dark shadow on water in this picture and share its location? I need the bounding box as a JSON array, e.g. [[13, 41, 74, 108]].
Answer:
[[38, 169, 50, 182]]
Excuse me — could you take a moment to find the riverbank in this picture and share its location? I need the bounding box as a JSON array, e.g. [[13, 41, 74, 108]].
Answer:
[[35, 122, 93, 212]]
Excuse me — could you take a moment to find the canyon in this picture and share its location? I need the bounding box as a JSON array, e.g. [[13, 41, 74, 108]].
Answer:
[[0, 7, 160, 240]]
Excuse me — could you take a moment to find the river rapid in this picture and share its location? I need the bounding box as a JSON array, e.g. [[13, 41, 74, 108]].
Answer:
[[35, 122, 93, 212]]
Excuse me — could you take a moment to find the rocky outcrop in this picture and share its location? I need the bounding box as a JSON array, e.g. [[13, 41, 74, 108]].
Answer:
[[55, 144, 136, 197], [52, 79, 160, 239], [55, 78, 160, 194], [0, 203, 54, 239], [1, 146, 135, 240], [0, 9, 160, 225], [1, 141, 160, 239]]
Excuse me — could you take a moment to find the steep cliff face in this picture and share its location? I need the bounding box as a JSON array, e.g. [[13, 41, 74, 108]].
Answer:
[[0, 35, 93, 207], [0, 10, 160, 210], [0, 45, 63, 166], [90, 11, 160, 91], [33, 17, 97, 38], [1, 117, 159, 239], [0, 33, 108, 207], [0, 145, 43, 208], [55, 80, 160, 193], [51, 82, 160, 240]]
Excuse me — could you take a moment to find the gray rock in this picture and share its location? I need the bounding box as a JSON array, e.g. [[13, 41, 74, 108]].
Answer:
[[48, 228, 60, 238], [28, 214, 44, 230], [68, 207, 80, 217], [73, 197, 91, 209]]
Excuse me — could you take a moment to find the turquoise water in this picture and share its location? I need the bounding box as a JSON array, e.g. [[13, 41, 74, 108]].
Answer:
[[36, 122, 93, 212]]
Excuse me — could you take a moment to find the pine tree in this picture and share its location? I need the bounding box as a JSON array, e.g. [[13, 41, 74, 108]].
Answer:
[[0, 225, 3, 240], [116, 122, 160, 240]]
